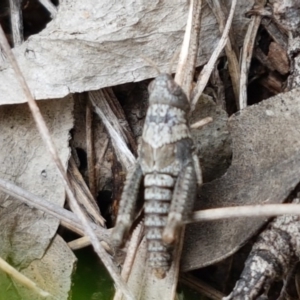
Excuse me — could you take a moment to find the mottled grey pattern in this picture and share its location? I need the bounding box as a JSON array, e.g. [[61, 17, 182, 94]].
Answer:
[[111, 74, 200, 278], [142, 104, 191, 148], [224, 198, 300, 300]]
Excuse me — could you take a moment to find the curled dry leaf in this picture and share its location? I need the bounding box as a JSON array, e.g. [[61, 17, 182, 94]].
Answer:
[[0, 0, 253, 105], [182, 88, 300, 271], [0, 97, 75, 299]]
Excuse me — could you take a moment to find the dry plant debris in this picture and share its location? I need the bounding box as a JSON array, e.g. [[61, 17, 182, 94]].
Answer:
[[2, 0, 300, 299], [183, 87, 300, 271], [0, 98, 75, 299], [0, 0, 253, 104]]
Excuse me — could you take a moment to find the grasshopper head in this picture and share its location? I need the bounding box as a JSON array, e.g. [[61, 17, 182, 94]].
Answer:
[[148, 74, 190, 112]]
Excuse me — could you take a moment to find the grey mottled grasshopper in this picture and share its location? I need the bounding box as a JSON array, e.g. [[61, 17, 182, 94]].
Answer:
[[111, 74, 202, 278]]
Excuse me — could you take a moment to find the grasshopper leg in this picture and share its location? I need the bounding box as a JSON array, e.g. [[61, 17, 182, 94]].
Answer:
[[111, 162, 143, 247], [162, 162, 198, 244]]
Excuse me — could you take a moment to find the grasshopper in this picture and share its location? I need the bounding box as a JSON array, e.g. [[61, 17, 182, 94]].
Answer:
[[111, 74, 202, 278]]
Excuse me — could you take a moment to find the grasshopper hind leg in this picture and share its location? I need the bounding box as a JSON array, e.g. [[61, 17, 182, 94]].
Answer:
[[111, 162, 143, 247], [162, 162, 198, 245]]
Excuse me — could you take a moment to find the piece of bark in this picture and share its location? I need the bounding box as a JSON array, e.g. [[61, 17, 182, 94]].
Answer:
[[0, 0, 254, 105], [182, 88, 300, 271], [223, 198, 300, 300]]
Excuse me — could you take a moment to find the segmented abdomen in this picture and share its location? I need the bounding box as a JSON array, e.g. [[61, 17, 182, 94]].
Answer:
[[144, 173, 175, 278]]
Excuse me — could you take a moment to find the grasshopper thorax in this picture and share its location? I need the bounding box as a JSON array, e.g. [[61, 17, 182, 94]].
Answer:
[[148, 74, 190, 112]]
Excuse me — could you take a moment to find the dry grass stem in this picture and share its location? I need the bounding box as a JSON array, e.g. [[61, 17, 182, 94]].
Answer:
[[67, 236, 100, 251], [175, 0, 202, 98], [68, 236, 111, 252], [121, 222, 144, 282], [68, 157, 105, 226], [239, 0, 267, 109], [86, 100, 97, 199], [114, 222, 144, 300], [206, 0, 240, 106], [180, 273, 225, 300], [9, 0, 23, 45], [0, 26, 133, 300], [89, 90, 136, 171], [190, 116, 213, 129], [0, 177, 110, 244], [95, 137, 109, 183], [0, 256, 52, 298], [170, 228, 186, 297], [38, 0, 57, 18], [105, 88, 137, 155], [191, 0, 237, 111], [68, 236, 91, 250], [190, 203, 300, 223], [210, 63, 226, 109]]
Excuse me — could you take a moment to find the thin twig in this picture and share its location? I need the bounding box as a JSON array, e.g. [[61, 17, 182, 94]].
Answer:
[[206, 0, 240, 106], [95, 137, 109, 185], [121, 222, 144, 281], [68, 236, 111, 252], [0, 257, 52, 298], [68, 157, 105, 226], [0, 177, 110, 244], [105, 88, 137, 155], [38, 0, 57, 18], [190, 116, 213, 129], [191, 0, 237, 111], [68, 236, 91, 250], [0, 25, 133, 300], [114, 222, 144, 300], [175, 0, 202, 98], [210, 62, 226, 109], [6, 172, 300, 247], [189, 203, 300, 223], [9, 0, 23, 46], [86, 100, 97, 199], [239, 0, 267, 109], [89, 90, 136, 171]]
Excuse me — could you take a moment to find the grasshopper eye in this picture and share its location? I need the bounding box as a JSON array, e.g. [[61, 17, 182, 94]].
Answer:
[[167, 79, 181, 96]]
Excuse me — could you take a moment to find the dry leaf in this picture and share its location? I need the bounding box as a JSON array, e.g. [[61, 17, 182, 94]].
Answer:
[[17, 235, 76, 300], [182, 88, 300, 271], [0, 0, 253, 105], [190, 94, 231, 182], [0, 97, 75, 298]]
